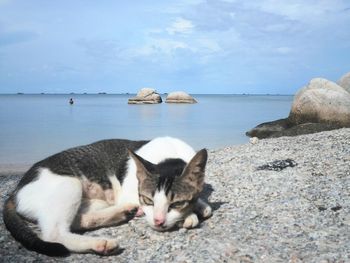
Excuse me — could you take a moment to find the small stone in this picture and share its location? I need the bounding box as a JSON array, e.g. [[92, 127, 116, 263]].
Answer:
[[249, 137, 259, 144], [331, 205, 342, 212]]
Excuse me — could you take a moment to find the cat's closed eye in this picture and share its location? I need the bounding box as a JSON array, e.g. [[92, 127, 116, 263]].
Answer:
[[169, 201, 189, 210], [140, 195, 154, 205]]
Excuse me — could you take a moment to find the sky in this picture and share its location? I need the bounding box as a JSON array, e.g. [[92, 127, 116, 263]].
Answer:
[[0, 0, 349, 94]]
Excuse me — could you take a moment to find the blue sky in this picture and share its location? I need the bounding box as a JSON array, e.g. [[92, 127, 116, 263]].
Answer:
[[0, 0, 349, 94]]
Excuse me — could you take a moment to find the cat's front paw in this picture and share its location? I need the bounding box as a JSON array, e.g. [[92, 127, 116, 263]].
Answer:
[[124, 207, 138, 221], [201, 205, 212, 219], [122, 204, 139, 221], [195, 198, 212, 219], [182, 213, 199, 229], [135, 207, 144, 217]]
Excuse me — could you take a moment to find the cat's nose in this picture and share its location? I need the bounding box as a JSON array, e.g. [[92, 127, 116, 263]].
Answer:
[[154, 217, 165, 226]]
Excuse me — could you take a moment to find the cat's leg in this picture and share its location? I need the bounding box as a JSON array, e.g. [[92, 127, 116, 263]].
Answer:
[[194, 198, 212, 218], [24, 170, 119, 255], [80, 199, 110, 213], [82, 174, 122, 206], [71, 199, 111, 230], [82, 179, 116, 205], [82, 180, 106, 200], [76, 204, 138, 230], [41, 218, 120, 255]]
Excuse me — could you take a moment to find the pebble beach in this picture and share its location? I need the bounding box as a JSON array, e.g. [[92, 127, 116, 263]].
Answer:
[[1, 128, 350, 262]]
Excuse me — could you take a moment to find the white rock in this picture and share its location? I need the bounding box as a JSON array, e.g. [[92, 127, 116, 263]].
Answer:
[[165, 91, 197, 104], [249, 137, 259, 144], [128, 88, 162, 104], [337, 71, 350, 93], [289, 78, 350, 126]]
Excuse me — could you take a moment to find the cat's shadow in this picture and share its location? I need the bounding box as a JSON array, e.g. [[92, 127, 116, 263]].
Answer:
[[200, 183, 226, 213]]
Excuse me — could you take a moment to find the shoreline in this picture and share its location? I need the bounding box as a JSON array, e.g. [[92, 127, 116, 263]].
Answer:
[[1, 128, 350, 262], [0, 163, 31, 176]]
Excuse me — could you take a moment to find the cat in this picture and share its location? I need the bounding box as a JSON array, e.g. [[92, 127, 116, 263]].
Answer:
[[3, 137, 212, 257]]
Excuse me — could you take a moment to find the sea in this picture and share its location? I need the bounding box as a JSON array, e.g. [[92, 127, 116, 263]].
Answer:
[[0, 94, 293, 165]]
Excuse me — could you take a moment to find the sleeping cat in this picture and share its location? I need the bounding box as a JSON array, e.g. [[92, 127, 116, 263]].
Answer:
[[3, 137, 212, 257]]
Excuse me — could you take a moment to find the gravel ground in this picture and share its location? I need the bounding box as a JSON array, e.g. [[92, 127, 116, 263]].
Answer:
[[1, 129, 350, 262]]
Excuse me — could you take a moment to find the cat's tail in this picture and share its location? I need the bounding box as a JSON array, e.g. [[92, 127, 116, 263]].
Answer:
[[3, 195, 70, 257]]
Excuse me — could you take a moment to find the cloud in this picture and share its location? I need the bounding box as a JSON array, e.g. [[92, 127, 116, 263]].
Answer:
[[245, 0, 350, 25], [130, 38, 191, 61], [1, 0, 349, 94], [166, 17, 195, 35]]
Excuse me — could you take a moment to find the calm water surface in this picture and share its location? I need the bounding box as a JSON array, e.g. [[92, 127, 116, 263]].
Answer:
[[0, 94, 293, 164]]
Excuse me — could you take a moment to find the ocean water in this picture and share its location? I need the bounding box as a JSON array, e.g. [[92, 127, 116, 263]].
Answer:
[[0, 94, 293, 164]]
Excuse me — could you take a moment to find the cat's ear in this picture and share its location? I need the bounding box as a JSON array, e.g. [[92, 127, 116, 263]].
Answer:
[[128, 150, 157, 181], [181, 149, 208, 192]]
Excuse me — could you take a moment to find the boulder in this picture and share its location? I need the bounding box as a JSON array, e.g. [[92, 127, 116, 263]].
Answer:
[[247, 120, 341, 139], [128, 88, 162, 104], [246, 118, 292, 139], [338, 72, 350, 93], [289, 78, 350, 126], [246, 77, 350, 139], [165, 91, 197, 104]]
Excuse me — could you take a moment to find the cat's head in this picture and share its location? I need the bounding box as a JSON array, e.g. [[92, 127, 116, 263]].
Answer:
[[129, 149, 208, 231]]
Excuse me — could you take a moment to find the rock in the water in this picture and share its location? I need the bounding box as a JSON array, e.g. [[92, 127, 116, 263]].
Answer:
[[246, 119, 343, 139], [247, 77, 350, 139], [269, 122, 342, 138], [246, 118, 292, 139], [338, 72, 350, 93], [165, 91, 197, 104], [128, 88, 162, 104], [289, 78, 350, 126]]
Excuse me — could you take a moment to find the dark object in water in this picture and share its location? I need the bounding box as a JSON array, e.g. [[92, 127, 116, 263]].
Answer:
[[69, 98, 74, 105], [257, 159, 297, 171]]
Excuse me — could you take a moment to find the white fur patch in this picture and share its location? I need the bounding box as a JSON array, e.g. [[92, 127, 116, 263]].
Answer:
[[16, 168, 82, 223], [153, 190, 169, 219], [135, 137, 196, 164], [16, 168, 83, 244]]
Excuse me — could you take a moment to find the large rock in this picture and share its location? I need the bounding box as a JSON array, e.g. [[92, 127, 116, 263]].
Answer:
[[246, 118, 292, 139], [246, 120, 341, 139], [128, 88, 162, 104], [165, 91, 197, 104], [338, 72, 350, 93], [289, 78, 350, 126], [247, 77, 350, 139]]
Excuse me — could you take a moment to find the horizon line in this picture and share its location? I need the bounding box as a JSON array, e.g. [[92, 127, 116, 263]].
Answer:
[[0, 92, 294, 96]]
